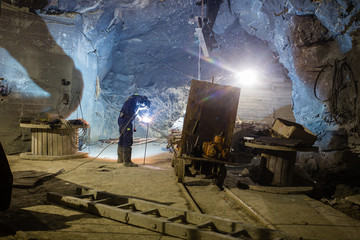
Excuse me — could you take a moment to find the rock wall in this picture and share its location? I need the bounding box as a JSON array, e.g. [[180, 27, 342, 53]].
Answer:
[[0, 4, 84, 153], [1, 0, 360, 180], [290, 14, 360, 178]]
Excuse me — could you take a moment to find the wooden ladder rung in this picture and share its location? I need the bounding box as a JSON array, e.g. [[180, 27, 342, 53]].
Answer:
[[92, 198, 110, 203], [167, 215, 185, 222], [115, 203, 135, 209], [74, 194, 94, 199], [230, 229, 251, 238], [196, 221, 217, 231], [141, 208, 160, 216]]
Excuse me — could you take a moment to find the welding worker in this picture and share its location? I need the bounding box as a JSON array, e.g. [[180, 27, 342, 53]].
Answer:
[[117, 94, 151, 167]]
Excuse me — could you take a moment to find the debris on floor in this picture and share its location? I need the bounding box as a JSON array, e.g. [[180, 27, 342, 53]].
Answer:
[[12, 169, 64, 189]]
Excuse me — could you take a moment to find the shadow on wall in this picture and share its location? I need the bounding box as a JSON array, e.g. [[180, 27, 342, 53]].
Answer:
[[0, 3, 83, 118], [0, 3, 83, 153]]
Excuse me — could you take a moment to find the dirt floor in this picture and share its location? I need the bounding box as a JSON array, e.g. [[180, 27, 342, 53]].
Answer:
[[1, 150, 360, 240], [1, 151, 264, 240], [1, 152, 188, 239]]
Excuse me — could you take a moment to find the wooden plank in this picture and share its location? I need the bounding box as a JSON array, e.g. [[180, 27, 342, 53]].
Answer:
[[53, 129, 58, 155], [31, 130, 35, 154], [66, 130, 70, 155], [63, 130, 69, 155], [345, 195, 360, 205], [20, 123, 86, 130], [48, 131, 53, 155], [33, 130, 37, 155], [42, 130, 48, 155], [255, 136, 304, 147], [38, 129, 42, 155], [58, 130, 63, 155], [179, 156, 238, 166], [273, 156, 283, 186], [57, 130, 62, 155], [266, 155, 275, 173], [35, 129, 40, 155], [66, 130, 71, 155], [69, 130, 74, 154], [248, 185, 313, 194], [263, 152, 296, 187], [20, 123, 57, 129], [245, 142, 318, 152]]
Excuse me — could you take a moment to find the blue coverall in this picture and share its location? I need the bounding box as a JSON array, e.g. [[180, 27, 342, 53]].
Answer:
[[118, 95, 150, 147]]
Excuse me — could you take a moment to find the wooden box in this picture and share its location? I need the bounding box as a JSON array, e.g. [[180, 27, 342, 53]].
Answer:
[[271, 118, 317, 146]]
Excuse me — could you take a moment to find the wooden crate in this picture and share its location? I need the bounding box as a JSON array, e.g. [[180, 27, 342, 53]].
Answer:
[[271, 118, 317, 146]]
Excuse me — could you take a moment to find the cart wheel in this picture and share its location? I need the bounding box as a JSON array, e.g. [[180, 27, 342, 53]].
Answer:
[[171, 155, 175, 167], [213, 164, 227, 190], [177, 158, 185, 183], [174, 157, 179, 176]]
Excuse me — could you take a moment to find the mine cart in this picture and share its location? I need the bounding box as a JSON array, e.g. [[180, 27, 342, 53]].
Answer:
[[169, 79, 240, 188]]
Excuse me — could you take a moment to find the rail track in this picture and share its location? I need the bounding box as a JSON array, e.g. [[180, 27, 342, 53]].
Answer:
[[177, 177, 277, 230]]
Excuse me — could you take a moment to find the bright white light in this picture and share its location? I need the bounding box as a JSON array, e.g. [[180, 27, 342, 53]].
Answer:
[[139, 115, 152, 123], [235, 69, 258, 87]]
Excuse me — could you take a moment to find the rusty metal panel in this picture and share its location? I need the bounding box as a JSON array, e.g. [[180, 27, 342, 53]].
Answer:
[[180, 80, 240, 156]]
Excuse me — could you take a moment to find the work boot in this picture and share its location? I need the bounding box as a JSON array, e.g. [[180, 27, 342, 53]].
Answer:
[[117, 145, 124, 163], [123, 147, 138, 167]]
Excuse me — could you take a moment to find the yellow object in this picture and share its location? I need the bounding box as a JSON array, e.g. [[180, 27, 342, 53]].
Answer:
[[214, 135, 225, 144], [202, 134, 230, 160]]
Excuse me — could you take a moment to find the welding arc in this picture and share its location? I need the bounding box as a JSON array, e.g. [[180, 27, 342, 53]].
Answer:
[[107, 103, 169, 139]]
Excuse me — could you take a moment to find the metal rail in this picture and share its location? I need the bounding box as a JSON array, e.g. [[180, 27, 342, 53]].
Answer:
[[177, 182, 203, 213], [179, 182, 276, 230], [224, 188, 277, 230]]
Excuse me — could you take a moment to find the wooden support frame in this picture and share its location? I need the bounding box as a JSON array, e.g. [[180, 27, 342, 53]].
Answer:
[[245, 142, 318, 187]]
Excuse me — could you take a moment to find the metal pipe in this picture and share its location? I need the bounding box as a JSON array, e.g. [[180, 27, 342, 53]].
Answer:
[[143, 123, 150, 165]]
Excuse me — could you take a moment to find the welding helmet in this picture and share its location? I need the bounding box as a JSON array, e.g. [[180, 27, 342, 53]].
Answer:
[[139, 96, 151, 109]]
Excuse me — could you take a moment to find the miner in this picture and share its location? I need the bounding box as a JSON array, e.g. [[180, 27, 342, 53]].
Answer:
[[118, 94, 151, 167]]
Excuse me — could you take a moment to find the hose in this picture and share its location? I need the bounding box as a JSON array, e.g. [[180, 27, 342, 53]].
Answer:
[[313, 58, 358, 125]]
